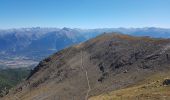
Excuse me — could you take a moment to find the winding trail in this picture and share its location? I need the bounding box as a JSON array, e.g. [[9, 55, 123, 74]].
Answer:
[[81, 50, 91, 100], [14, 95, 20, 100]]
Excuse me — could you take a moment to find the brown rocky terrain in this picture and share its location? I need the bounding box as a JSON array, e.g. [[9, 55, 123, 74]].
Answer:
[[3, 33, 170, 100]]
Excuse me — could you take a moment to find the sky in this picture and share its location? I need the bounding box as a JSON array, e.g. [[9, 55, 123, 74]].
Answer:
[[0, 0, 170, 29]]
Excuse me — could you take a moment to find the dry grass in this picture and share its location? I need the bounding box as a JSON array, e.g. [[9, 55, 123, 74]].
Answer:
[[89, 72, 170, 100]]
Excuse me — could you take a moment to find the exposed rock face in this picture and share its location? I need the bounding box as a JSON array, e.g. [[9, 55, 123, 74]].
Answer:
[[3, 33, 170, 100], [163, 79, 170, 85]]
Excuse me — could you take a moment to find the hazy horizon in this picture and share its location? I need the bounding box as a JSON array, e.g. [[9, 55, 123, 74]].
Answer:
[[1, 26, 170, 30]]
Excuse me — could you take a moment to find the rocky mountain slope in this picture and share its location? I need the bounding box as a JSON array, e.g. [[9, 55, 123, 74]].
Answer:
[[3, 33, 170, 100]]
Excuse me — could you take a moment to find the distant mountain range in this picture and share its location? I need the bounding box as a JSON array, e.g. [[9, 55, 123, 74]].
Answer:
[[78, 27, 170, 39], [0, 27, 170, 68], [0, 27, 85, 59]]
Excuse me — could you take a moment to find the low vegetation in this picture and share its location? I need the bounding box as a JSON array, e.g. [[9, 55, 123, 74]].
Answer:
[[90, 72, 170, 100], [0, 68, 30, 97]]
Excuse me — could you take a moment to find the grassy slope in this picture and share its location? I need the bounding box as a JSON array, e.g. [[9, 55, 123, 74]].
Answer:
[[0, 68, 30, 97], [89, 71, 170, 100]]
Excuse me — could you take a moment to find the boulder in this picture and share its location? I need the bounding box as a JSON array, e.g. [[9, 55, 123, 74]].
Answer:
[[163, 79, 170, 86]]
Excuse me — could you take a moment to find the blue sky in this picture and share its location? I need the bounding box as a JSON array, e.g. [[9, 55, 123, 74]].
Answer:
[[0, 0, 170, 29]]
